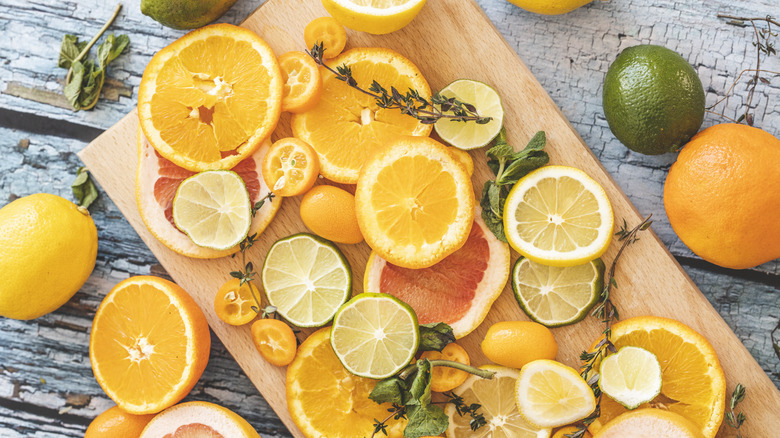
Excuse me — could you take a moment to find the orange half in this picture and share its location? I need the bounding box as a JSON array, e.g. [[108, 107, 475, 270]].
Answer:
[[138, 23, 283, 172], [89, 276, 211, 414], [292, 47, 432, 183]]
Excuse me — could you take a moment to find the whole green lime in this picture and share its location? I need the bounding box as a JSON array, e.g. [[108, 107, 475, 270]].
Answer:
[[141, 0, 238, 30], [603, 44, 705, 155]]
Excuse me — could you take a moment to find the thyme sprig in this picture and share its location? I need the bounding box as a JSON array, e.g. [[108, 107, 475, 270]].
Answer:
[[566, 214, 653, 438], [229, 192, 275, 313], [306, 42, 491, 125], [726, 383, 747, 437], [443, 392, 487, 431], [709, 14, 779, 126]]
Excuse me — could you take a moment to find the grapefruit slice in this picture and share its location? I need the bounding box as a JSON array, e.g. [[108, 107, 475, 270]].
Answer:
[[136, 126, 282, 258], [139, 401, 260, 438], [364, 210, 510, 338]]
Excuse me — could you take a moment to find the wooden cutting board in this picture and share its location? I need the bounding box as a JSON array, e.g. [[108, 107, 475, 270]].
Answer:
[[78, 0, 780, 435]]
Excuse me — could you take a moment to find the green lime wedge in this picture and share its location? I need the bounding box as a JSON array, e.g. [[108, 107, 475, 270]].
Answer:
[[261, 233, 351, 327], [599, 346, 663, 409], [331, 293, 419, 379], [172, 170, 251, 251], [434, 79, 504, 150], [512, 257, 604, 327]]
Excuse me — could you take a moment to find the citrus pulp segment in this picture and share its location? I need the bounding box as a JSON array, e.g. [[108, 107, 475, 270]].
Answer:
[[364, 213, 509, 338], [139, 401, 260, 438], [515, 359, 597, 428], [593, 408, 705, 438], [292, 47, 432, 183], [89, 276, 210, 414], [355, 136, 475, 269], [503, 165, 614, 267], [511, 256, 604, 327], [287, 328, 406, 438], [172, 170, 252, 251], [138, 23, 283, 172], [434, 79, 504, 150], [445, 365, 551, 438], [321, 0, 428, 35], [330, 293, 419, 379], [261, 233, 351, 327], [598, 346, 662, 410], [136, 129, 281, 258], [587, 316, 726, 438]]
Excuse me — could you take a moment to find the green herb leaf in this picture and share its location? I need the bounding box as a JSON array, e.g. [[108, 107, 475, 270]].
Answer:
[[485, 128, 513, 162], [58, 35, 88, 69], [369, 377, 409, 406], [417, 323, 455, 352], [480, 181, 506, 242], [64, 61, 86, 110], [520, 130, 546, 152], [72, 166, 99, 209], [496, 150, 549, 186], [108, 34, 130, 63], [402, 359, 449, 438]]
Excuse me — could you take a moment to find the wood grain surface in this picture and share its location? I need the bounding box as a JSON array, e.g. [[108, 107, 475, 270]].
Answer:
[[66, 0, 780, 436]]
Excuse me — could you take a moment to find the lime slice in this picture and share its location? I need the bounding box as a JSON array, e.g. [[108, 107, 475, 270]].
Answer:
[[434, 79, 504, 150], [516, 359, 596, 428], [172, 170, 251, 251], [261, 233, 351, 327], [512, 257, 604, 327], [504, 165, 614, 267], [599, 346, 662, 410], [330, 293, 419, 379], [446, 365, 551, 438]]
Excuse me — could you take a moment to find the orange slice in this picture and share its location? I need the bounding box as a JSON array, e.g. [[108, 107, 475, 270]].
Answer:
[[587, 316, 726, 438], [286, 327, 405, 438], [279, 51, 323, 113], [355, 136, 475, 268], [138, 23, 283, 172], [261, 137, 320, 197], [89, 276, 210, 415], [140, 401, 260, 438], [292, 47, 432, 184], [136, 127, 282, 259]]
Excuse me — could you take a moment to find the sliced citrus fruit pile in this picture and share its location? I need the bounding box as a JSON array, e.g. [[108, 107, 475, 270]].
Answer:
[[587, 316, 726, 438], [446, 365, 551, 438], [330, 293, 419, 379], [434, 79, 504, 150], [89, 276, 210, 414], [136, 128, 281, 259], [261, 137, 320, 197], [515, 359, 596, 428], [172, 170, 252, 250], [292, 47, 432, 183], [321, 0, 428, 35], [364, 213, 508, 338], [261, 233, 351, 327], [213, 278, 258, 326], [593, 408, 704, 438], [511, 256, 604, 327], [303, 17, 347, 58], [138, 23, 283, 172], [504, 165, 614, 267], [287, 327, 406, 438], [599, 346, 662, 410], [139, 401, 260, 438], [279, 51, 323, 113], [355, 136, 475, 269]]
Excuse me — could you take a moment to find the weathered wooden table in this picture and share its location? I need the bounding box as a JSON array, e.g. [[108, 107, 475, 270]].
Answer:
[[1, 0, 778, 436]]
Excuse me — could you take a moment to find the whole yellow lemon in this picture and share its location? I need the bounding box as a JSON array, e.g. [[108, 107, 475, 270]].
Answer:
[[481, 320, 557, 368], [0, 194, 97, 320], [507, 0, 593, 15]]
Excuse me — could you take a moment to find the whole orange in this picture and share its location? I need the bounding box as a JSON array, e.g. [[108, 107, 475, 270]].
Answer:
[[85, 406, 155, 438], [664, 123, 780, 269]]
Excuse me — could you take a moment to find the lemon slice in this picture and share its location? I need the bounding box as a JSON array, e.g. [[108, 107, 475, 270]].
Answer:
[[516, 359, 596, 428], [598, 346, 663, 410], [321, 0, 428, 35], [504, 165, 614, 267], [330, 293, 419, 379], [446, 365, 551, 438], [434, 79, 504, 150], [172, 170, 251, 250], [261, 233, 351, 327], [512, 257, 604, 327]]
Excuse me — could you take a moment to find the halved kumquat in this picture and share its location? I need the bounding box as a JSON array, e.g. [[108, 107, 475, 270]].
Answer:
[[214, 278, 259, 326], [279, 51, 323, 113], [262, 137, 320, 197]]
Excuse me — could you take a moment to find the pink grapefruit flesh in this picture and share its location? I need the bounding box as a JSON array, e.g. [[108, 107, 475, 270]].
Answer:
[[365, 211, 510, 338]]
